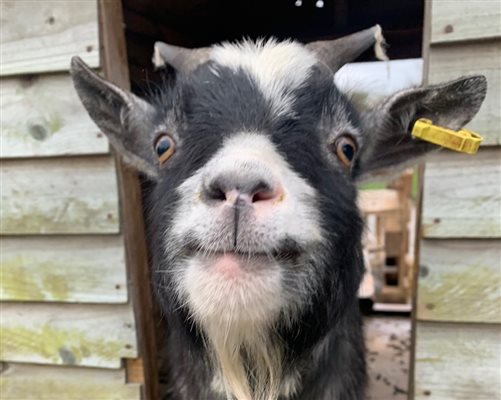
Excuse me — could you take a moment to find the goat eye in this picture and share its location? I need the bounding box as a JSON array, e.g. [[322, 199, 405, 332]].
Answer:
[[154, 134, 175, 164], [334, 135, 357, 167]]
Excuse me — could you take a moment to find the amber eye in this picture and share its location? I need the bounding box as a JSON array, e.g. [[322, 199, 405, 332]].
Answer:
[[154, 134, 175, 164], [334, 135, 357, 167]]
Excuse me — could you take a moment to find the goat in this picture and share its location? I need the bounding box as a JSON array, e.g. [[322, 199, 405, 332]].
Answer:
[[70, 26, 486, 400]]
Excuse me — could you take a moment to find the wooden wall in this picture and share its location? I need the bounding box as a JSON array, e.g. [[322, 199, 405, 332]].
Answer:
[[0, 1, 145, 398], [414, 1, 501, 399]]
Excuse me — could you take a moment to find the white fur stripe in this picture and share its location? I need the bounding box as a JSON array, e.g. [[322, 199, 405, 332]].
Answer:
[[210, 39, 318, 116]]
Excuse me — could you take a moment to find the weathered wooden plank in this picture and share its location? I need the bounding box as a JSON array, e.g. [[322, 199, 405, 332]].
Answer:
[[428, 41, 501, 145], [0, 157, 120, 235], [358, 189, 400, 214], [431, 1, 501, 43], [0, 363, 141, 400], [1, 74, 109, 158], [417, 240, 501, 323], [0, 1, 99, 76], [414, 322, 501, 399], [0, 236, 127, 303], [0, 303, 137, 368], [422, 149, 501, 238]]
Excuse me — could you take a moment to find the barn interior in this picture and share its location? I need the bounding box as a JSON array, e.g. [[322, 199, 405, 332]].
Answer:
[[120, 0, 425, 398], [122, 0, 424, 91]]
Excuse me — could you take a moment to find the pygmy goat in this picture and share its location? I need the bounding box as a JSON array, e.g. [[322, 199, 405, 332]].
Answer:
[[70, 26, 486, 400]]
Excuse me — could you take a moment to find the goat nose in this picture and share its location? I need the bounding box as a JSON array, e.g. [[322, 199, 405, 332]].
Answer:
[[203, 176, 282, 206]]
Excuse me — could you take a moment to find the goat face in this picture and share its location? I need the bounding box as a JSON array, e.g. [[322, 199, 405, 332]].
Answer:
[[71, 27, 486, 400]]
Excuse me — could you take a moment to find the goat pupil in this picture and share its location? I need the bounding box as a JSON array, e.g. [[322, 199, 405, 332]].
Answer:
[[342, 143, 354, 160], [156, 139, 170, 156]]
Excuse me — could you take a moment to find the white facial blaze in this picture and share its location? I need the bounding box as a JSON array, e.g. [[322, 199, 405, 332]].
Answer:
[[167, 133, 323, 400], [210, 39, 318, 116]]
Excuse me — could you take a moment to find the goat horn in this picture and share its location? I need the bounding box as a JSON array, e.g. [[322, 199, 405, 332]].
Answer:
[[153, 42, 211, 72], [306, 25, 388, 73]]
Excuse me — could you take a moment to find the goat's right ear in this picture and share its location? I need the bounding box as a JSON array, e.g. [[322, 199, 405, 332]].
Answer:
[[70, 56, 158, 178]]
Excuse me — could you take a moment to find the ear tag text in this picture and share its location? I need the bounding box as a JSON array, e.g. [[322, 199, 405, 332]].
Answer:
[[411, 118, 483, 154]]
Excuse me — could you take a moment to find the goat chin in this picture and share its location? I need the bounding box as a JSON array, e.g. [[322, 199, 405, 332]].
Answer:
[[204, 317, 285, 400]]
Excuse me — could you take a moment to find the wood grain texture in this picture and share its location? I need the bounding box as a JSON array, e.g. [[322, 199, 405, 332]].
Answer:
[[428, 41, 501, 145], [414, 322, 501, 399], [358, 189, 400, 214], [0, 1, 99, 76], [421, 149, 501, 238], [409, 0, 433, 393], [417, 240, 501, 323], [99, 1, 159, 398], [0, 363, 140, 400], [0, 156, 120, 235], [431, 0, 501, 43], [0, 236, 127, 303], [0, 303, 137, 368], [1, 74, 108, 158], [126, 358, 145, 384]]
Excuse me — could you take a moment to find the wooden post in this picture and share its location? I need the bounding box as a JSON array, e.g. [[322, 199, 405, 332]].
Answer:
[[409, 0, 432, 396], [98, 1, 159, 399]]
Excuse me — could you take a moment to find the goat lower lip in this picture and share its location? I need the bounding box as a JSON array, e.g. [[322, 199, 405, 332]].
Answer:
[[182, 247, 301, 263]]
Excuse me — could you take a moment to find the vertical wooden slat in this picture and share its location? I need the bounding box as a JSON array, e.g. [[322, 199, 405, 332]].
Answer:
[[409, 0, 432, 395], [98, 1, 159, 399]]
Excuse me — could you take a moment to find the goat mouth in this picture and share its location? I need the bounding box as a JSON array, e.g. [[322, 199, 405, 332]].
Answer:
[[180, 242, 302, 264]]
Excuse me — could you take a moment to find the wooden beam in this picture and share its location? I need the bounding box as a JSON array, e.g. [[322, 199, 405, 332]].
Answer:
[[98, 1, 159, 399], [125, 358, 145, 384], [358, 189, 401, 215], [410, 0, 433, 394]]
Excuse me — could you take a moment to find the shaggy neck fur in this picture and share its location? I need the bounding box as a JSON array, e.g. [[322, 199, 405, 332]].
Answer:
[[207, 321, 283, 400]]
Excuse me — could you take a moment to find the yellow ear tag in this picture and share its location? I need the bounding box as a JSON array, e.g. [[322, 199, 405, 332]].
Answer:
[[411, 118, 483, 154]]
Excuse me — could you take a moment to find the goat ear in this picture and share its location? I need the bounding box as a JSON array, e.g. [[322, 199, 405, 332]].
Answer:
[[70, 56, 158, 178], [354, 75, 487, 181]]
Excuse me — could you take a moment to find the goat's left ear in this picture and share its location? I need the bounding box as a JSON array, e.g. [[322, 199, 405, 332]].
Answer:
[[354, 75, 487, 181], [70, 56, 159, 178]]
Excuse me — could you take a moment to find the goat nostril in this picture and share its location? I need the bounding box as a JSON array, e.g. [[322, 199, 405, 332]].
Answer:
[[252, 190, 276, 203], [206, 186, 226, 201]]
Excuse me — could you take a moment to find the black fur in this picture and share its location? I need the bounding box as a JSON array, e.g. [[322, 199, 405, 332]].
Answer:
[[70, 47, 486, 400], [146, 62, 367, 399]]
